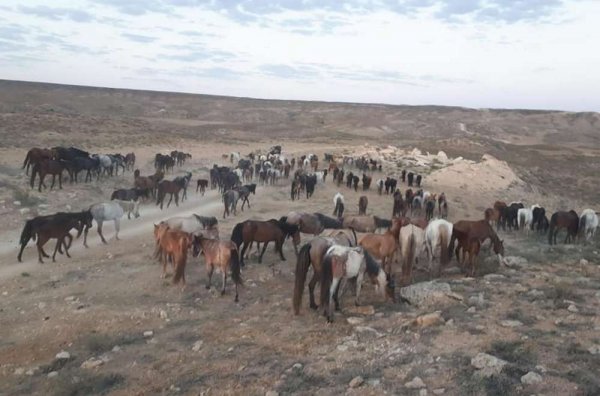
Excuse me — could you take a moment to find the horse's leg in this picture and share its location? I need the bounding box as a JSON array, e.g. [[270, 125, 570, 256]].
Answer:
[[114, 218, 121, 240], [278, 238, 286, 261], [52, 237, 62, 262], [50, 174, 56, 190], [355, 271, 365, 306], [206, 265, 214, 289], [240, 242, 248, 267], [221, 271, 227, 296], [36, 236, 47, 264], [327, 278, 340, 322], [97, 220, 107, 244], [58, 172, 63, 189], [335, 278, 348, 311], [166, 193, 173, 208], [308, 272, 319, 310], [258, 242, 269, 264], [174, 192, 179, 207]]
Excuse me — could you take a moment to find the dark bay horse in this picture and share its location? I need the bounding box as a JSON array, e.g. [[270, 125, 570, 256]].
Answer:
[[23, 148, 53, 175], [30, 159, 67, 192], [450, 220, 504, 268], [230, 219, 298, 267], [156, 178, 186, 210], [548, 210, 579, 245]]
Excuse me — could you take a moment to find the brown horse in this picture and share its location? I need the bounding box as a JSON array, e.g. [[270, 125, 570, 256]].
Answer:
[[548, 210, 579, 245], [192, 235, 242, 302], [450, 220, 504, 268], [392, 192, 407, 218], [134, 169, 164, 198], [484, 208, 500, 226], [156, 178, 186, 210], [230, 219, 298, 267], [19, 211, 92, 263], [30, 159, 67, 192], [23, 147, 53, 175], [154, 223, 192, 286], [358, 218, 403, 275], [358, 196, 368, 215], [283, 212, 323, 255], [342, 215, 391, 233], [292, 228, 360, 315]]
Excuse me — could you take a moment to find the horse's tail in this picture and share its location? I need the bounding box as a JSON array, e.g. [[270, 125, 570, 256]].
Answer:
[[320, 253, 333, 309], [230, 248, 242, 285], [440, 225, 450, 267], [349, 227, 358, 247], [293, 243, 312, 315], [30, 163, 38, 188], [578, 215, 587, 239], [548, 213, 557, 244], [405, 231, 416, 278], [230, 222, 244, 248], [22, 151, 30, 169], [172, 236, 188, 284], [17, 219, 35, 262]]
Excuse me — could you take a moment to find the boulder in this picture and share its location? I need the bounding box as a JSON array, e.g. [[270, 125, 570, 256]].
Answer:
[[471, 353, 507, 377]]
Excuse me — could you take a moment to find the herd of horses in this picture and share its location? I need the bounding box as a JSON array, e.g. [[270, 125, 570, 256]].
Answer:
[[16, 146, 599, 324]]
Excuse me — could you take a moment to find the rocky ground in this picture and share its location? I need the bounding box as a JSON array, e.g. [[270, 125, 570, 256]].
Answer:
[[0, 81, 599, 395]]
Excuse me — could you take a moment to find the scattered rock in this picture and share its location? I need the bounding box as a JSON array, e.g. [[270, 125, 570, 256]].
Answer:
[[26, 369, 36, 376], [159, 310, 168, 320], [112, 346, 121, 352], [467, 307, 477, 313], [38, 204, 48, 209], [13, 201, 21, 206], [19, 208, 30, 215], [527, 289, 545, 298], [81, 357, 104, 369], [588, 345, 600, 355], [367, 378, 381, 387], [399, 281, 455, 307], [292, 363, 303, 370], [337, 344, 348, 352], [55, 351, 70, 360], [47, 371, 58, 378], [471, 353, 507, 377], [192, 340, 203, 352], [580, 259, 589, 265], [405, 376, 426, 389], [419, 390, 428, 396], [354, 326, 382, 338], [475, 325, 485, 331], [65, 204, 72, 211], [503, 256, 528, 267], [567, 304, 579, 313], [433, 388, 445, 395], [106, 252, 114, 260], [468, 293, 485, 307], [65, 296, 76, 302], [266, 391, 279, 396], [143, 330, 154, 337], [521, 371, 542, 385], [414, 312, 445, 327], [347, 317, 364, 325], [349, 376, 364, 388], [500, 320, 523, 328], [14, 368, 25, 376]]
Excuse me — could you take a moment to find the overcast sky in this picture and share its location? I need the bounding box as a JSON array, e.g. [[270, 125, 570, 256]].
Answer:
[[1, 1, 599, 111]]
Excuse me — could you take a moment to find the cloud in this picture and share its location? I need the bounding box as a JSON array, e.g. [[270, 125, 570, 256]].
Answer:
[[17, 5, 95, 22], [435, 0, 565, 23], [91, 0, 168, 15], [0, 24, 30, 41], [121, 33, 158, 43]]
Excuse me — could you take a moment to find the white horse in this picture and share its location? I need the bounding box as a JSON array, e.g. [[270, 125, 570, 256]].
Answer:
[[518, 208, 533, 232], [333, 192, 345, 217], [424, 219, 453, 276], [164, 214, 219, 239], [85, 200, 139, 246], [322, 245, 390, 322], [93, 154, 113, 177], [579, 209, 599, 242], [230, 151, 240, 164]]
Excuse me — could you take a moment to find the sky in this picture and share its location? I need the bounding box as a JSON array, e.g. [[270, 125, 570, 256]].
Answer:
[[0, 0, 599, 111]]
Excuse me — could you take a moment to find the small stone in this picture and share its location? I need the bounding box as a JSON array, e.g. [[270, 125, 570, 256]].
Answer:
[[414, 312, 445, 327], [159, 310, 168, 319], [38, 204, 48, 209], [467, 307, 477, 313], [521, 371, 542, 385], [349, 376, 364, 388], [337, 344, 349, 352], [468, 293, 485, 307], [266, 391, 279, 396], [535, 365, 548, 373], [143, 331, 153, 337], [588, 345, 600, 355], [65, 204, 71, 211], [106, 253, 114, 260], [433, 389, 445, 395], [192, 340, 203, 352], [55, 351, 70, 360], [65, 296, 76, 302], [347, 317, 364, 325], [483, 274, 506, 282], [580, 259, 589, 265], [475, 325, 485, 331], [405, 376, 426, 389], [112, 346, 121, 352], [47, 371, 58, 378], [500, 320, 523, 328], [367, 378, 381, 387], [13, 201, 21, 206], [26, 369, 36, 376], [81, 358, 104, 369], [292, 363, 303, 370], [14, 368, 25, 376], [419, 390, 428, 396], [346, 305, 375, 315], [471, 353, 508, 377], [567, 304, 579, 313], [19, 208, 30, 215]]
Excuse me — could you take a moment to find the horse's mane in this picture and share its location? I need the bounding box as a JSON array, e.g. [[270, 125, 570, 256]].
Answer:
[[275, 218, 299, 237], [363, 250, 381, 277], [314, 213, 343, 229], [374, 216, 392, 229]]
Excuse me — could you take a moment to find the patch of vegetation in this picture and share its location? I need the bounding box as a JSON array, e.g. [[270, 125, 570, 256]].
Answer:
[[452, 353, 519, 396], [53, 373, 124, 396], [82, 332, 144, 354], [544, 281, 583, 303], [487, 340, 537, 369], [276, 370, 328, 394], [506, 309, 536, 326]]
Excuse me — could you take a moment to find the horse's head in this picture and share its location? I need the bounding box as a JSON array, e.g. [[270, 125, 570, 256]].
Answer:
[[494, 238, 505, 258]]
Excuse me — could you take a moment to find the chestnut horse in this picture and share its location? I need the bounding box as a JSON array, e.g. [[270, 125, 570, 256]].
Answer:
[[23, 147, 53, 175], [358, 217, 405, 275], [450, 220, 504, 265], [192, 235, 242, 302], [154, 223, 192, 287], [548, 210, 579, 245]]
